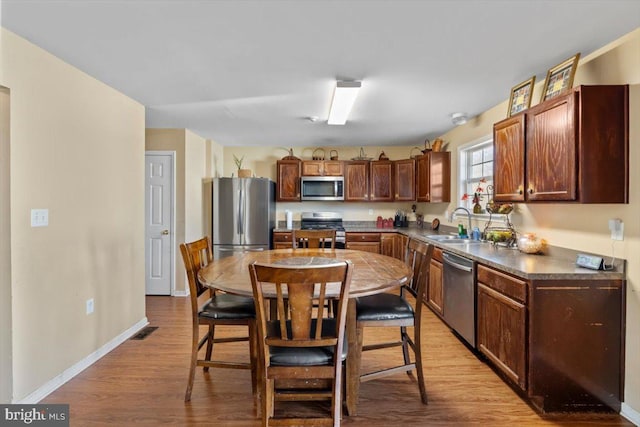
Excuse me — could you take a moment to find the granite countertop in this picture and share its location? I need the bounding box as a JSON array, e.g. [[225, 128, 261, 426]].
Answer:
[[274, 222, 626, 281]]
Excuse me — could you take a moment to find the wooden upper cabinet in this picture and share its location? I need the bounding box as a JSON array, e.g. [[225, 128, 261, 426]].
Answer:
[[369, 161, 394, 202], [323, 161, 344, 176], [344, 161, 369, 201], [301, 160, 343, 176], [394, 158, 416, 201], [493, 85, 629, 204], [276, 160, 301, 202], [416, 152, 451, 202], [493, 114, 525, 202], [526, 93, 577, 201]]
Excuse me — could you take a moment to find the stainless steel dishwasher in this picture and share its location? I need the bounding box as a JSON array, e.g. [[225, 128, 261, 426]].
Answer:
[[442, 251, 476, 348]]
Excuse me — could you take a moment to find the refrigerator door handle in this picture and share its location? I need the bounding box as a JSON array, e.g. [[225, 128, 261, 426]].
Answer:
[[237, 186, 244, 237]]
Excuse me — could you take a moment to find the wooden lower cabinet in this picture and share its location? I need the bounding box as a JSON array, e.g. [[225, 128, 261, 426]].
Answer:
[[380, 233, 406, 260], [477, 281, 527, 391], [427, 247, 443, 316], [272, 231, 294, 249], [476, 263, 624, 413], [345, 232, 380, 254]]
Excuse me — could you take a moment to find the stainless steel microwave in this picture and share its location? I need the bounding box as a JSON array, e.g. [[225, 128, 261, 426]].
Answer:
[[300, 176, 344, 201]]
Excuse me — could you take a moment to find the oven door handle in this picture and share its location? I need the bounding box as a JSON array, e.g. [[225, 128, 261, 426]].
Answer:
[[443, 253, 473, 272]]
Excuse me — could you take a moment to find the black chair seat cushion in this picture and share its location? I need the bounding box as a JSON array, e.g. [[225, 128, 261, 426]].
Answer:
[[199, 294, 255, 319], [355, 293, 414, 321], [267, 318, 348, 366]]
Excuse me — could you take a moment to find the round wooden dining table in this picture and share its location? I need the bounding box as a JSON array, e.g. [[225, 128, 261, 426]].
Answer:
[[198, 248, 413, 416]]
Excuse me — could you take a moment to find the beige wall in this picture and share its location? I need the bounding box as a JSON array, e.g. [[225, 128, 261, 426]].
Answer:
[[1, 86, 12, 403], [1, 29, 146, 401]]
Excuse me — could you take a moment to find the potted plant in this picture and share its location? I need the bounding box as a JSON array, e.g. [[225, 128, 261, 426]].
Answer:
[[234, 154, 252, 178]]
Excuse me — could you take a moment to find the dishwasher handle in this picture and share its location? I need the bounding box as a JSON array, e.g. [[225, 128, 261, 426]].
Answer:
[[443, 252, 473, 272]]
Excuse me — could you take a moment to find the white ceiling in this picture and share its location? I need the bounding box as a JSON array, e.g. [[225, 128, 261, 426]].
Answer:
[[2, 1, 639, 147]]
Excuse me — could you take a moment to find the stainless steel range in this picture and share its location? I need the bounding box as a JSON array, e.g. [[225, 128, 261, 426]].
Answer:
[[300, 212, 346, 248]]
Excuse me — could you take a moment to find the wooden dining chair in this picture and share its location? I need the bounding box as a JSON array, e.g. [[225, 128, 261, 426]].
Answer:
[[292, 229, 336, 249], [180, 236, 257, 402], [249, 259, 353, 427], [291, 229, 338, 317], [354, 238, 433, 404]]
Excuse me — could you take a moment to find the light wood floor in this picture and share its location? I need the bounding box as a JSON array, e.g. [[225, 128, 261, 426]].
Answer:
[[42, 296, 632, 426]]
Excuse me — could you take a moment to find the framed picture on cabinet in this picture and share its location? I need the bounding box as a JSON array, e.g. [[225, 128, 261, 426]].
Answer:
[[507, 76, 536, 117], [540, 53, 581, 102]]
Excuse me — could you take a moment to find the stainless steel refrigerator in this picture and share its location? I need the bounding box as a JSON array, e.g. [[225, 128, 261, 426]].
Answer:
[[209, 177, 275, 259]]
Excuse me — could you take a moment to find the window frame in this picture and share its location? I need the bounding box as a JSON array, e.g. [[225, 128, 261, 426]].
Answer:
[[457, 136, 494, 214]]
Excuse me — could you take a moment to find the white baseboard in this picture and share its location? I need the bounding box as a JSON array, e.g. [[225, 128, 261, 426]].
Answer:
[[621, 402, 640, 426], [173, 289, 189, 297], [15, 317, 149, 404]]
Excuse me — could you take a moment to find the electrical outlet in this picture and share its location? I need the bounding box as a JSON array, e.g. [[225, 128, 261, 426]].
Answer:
[[86, 298, 94, 315], [368, 209, 373, 215], [609, 218, 624, 241]]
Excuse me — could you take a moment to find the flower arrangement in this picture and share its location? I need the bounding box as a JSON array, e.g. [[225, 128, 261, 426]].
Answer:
[[461, 178, 487, 213]]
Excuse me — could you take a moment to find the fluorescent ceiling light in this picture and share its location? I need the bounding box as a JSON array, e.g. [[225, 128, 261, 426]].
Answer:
[[327, 81, 362, 125]]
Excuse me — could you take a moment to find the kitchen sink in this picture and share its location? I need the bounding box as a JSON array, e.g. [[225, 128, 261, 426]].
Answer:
[[426, 235, 482, 245], [426, 234, 460, 241], [440, 239, 482, 245]]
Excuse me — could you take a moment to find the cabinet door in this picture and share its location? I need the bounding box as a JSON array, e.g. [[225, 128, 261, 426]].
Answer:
[[370, 161, 394, 202], [346, 242, 380, 253], [526, 92, 577, 201], [380, 234, 395, 258], [396, 234, 408, 261], [477, 283, 527, 391], [346, 233, 380, 253], [427, 259, 443, 316], [416, 153, 450, 202], [394, 159, 416, 201], [380, 233, 405, 260], [301, 161, 324, 176], [416, 155, 430, 202], [344, 161, 369, 201], [276, 160, 301, 201], [323, 161, 344, 176], [493, 115, 525, 202]]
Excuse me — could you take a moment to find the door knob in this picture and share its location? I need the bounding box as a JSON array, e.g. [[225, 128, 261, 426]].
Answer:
[[161, 230, 169, 235]]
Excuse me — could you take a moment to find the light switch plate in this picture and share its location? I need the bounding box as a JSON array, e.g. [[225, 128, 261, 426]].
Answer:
[[576, 253, 604, 270], [31, 209, 49, 227]]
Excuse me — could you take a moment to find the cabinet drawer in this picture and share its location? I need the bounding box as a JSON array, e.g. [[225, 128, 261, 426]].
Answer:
[[477, 264, 527, 304], [273, 232, 293, 242], [346, 233, 380, 242]]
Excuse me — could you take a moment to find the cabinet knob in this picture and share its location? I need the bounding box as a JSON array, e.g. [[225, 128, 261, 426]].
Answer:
[[517, 187, 523, 195], [528, 187, 534, 194]]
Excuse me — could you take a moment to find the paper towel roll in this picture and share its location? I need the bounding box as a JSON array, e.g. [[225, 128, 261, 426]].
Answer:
[[286, 210, 293, 229]]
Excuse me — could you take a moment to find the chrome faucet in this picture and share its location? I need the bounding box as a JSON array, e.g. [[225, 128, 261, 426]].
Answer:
[[452, 207, 472, 237]]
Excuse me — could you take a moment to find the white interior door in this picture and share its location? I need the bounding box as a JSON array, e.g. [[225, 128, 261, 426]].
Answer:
[[145, 153, 174, 295]]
